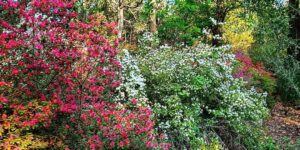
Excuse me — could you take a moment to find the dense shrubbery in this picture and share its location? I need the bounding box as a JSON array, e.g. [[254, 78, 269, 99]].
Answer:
[[1, 0, 298, 149], [251, 46, 300, 105], [116, 34, 271, 149]]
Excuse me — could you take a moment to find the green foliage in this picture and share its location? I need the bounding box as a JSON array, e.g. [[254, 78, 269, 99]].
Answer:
[[157, 0, 211, 45], [273, 57, 300, 105], [251, 70, 277, 107], [250, 3, 300, 105]]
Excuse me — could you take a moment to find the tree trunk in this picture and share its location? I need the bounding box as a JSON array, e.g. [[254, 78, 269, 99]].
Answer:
[[150, 9, 157, 33], [212, 24, 222, 46], [211, 14, 226, 46], [118, 0, 124, 39], [288, 0, 300, 60]]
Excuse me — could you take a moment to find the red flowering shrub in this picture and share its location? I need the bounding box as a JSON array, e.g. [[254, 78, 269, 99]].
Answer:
[[0, 0, 162, 149], [234, 50, 277, 106], [234, 51, 274, 79], [68, 100, 164, 149]]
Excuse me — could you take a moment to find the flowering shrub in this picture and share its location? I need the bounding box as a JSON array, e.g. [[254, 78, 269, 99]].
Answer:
[[114, 49, 148, 104], [222, 9, 256, 51], [62, 100, 167, 149], [0, 1, 161, 149], [135, 34, 269, 149], [235, 50, 277, 107]]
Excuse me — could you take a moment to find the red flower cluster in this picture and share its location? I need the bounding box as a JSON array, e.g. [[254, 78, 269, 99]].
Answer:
[[234, 51, 274, 80], [76, 102, 160, 149], [0, 0, 165, 149]]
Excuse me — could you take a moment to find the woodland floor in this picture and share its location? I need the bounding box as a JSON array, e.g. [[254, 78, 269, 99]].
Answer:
[[265, 102, 300, 147]]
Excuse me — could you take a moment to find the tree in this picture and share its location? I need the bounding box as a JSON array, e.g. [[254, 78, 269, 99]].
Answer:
[[222, 8, 256, 51], [147, 0, 167, 33], [210, 0, 243, 46], [157, 0, 211, 45], [156, 0, 244, 46]]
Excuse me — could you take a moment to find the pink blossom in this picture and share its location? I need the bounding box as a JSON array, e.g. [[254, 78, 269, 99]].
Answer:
[[35, 43, 44, 50], [65, 124, 70, 129], [131, 98, 138, 105], [0, 95, 8, 103], [2, 114, 7, 120], [12, 68, 19, 75]]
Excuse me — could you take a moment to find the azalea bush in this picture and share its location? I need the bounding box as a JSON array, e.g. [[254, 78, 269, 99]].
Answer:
[[0, 1, 162, 149], [234, 51, 277, 107], [133, 34, 269, 149]]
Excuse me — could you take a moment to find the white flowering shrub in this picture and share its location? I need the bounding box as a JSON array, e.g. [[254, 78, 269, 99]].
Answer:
[[113, 49, 148, 105], [137, 32, 160, 55], [136, 42, 269, 149]]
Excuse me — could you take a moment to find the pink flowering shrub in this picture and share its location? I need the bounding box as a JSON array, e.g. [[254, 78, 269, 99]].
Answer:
[[0, 0, 164, 149], [234, 51, 274, 80], [65, 100, 169, 149], [234, 50, 277, 106]]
